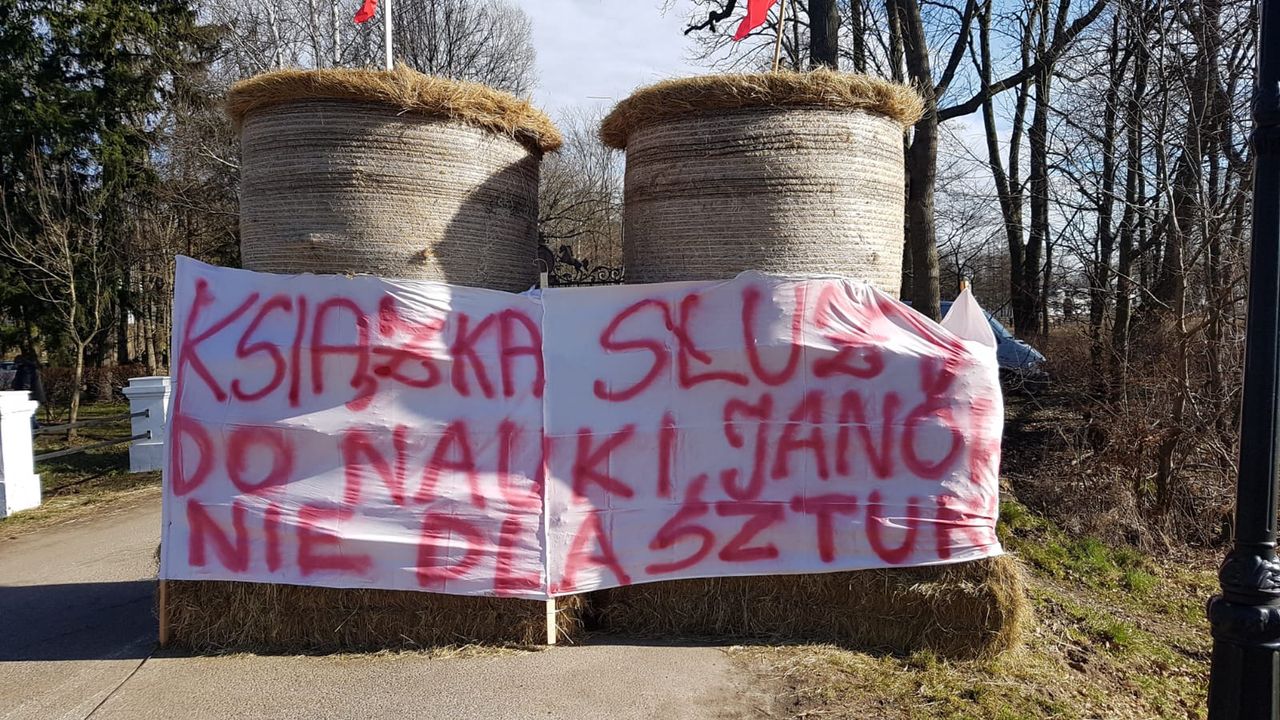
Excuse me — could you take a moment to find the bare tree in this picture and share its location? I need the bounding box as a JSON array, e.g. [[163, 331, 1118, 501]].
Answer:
[[203, 0, 536, 94], [677, 0, 806, 71], [1, 160, 115, 432], [1000, 0, 1257, 529], [388, 0, 536, 94], [539, 107, 623, 267], [683, 0, 1106, 319], [934, 132, 1007, 304]]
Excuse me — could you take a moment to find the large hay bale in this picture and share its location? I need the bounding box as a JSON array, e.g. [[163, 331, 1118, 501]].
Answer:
[[593, 556, 1028, 659], [161, 68, 576, 652], [601, 70, 923, 294], [596, 71, 1024, 657], [166, 581, 585, 652], [230, 66, 561, 290]]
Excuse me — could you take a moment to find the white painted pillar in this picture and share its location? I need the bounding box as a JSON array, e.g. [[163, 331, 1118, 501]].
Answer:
[[0, 391, 40, 517], [122, 376, 170, 473]]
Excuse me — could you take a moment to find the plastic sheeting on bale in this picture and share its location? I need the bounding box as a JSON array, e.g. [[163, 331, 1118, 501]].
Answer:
[[160, 257, 1003, 599]]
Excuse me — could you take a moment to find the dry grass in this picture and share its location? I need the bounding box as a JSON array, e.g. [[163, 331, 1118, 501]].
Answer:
[[164, 580, 587, 653], [228, 65, 562, 154], [724, 483, 1215, 718], [592, 556, 1028, 661], [1, 484, 159, 539], [599, 69, 924, 149]]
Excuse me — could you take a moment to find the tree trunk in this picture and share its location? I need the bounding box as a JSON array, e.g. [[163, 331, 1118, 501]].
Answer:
[[1111, 28, 1144, 379], [905, 115, 941, 319], [330, 0, 341, 67], [1154, 275, 1190, 518], [979, 0, 1030, 335], [1152, 0, 1221, 518], [808, 0, 838, 68], [1040, 234, 1052, 336], [142, 295, 158, 374], [889, 0, 910, 299], [69, 343, 84, 442], [893, 0, 941, 320], [791, 0, 803, 70], [1018, 55, 1050, 337], [117, 262, 131, 365], [887, 0, 904, 83], [899, 228, 913, 300], [1089, 12, 1123, 380], [846, 0, 865, 72], [1202, 0, 1231, 436]]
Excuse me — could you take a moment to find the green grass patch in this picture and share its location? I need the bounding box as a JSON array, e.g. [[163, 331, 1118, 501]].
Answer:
[[999, 500, 1157, 595]]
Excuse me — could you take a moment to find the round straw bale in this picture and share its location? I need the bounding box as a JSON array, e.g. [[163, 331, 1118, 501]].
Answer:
[[595, 72, 1023, 657], [593, 555, 1029, 660], [163, 69, 578, 652], [230, 67, 560, 290], [164, 580, 585, 652], [602, 71, 922, 293]]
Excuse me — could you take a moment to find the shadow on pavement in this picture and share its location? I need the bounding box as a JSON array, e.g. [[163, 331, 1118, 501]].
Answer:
[[0, 581, 155, 661]]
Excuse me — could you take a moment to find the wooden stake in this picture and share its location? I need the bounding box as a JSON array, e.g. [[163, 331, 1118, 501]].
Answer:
[[771, 0, 787, 72], [545, 599, 557, 645], [158, 579, 170, 647]]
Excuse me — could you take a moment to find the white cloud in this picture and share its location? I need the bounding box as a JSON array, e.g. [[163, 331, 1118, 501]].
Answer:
[[527, 0, 706, 115]]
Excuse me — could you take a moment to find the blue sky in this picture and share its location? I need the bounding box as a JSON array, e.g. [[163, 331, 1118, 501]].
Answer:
[[528, 0, 703, 114], [522, 0, 1006, 192]]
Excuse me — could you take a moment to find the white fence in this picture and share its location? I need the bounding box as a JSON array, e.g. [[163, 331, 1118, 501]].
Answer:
[[0, 376, 170, 518]]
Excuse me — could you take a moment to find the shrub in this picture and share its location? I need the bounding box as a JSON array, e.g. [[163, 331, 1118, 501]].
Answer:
[[35, 362, 156, 409], [1005, 320, 1237, 550]]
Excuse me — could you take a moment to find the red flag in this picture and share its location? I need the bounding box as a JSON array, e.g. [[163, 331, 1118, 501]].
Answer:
[[733, 0, 779, 40], [354, 0, 377, 23]]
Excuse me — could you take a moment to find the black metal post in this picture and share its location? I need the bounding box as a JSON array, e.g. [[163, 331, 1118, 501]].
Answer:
[[1208, 2, 1280, 717]]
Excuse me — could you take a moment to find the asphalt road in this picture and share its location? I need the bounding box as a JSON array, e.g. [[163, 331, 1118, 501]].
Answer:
[[0, 497, 765, 720]]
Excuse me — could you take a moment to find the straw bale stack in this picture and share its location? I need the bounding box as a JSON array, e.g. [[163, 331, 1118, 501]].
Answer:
[[166, 581, 586, 653], [594, 557, 1027, 660], [596, 71, 1025, 658], [601, 70, 923, 294], [231, 66, 561, 289], [161, 67, 575, 651]]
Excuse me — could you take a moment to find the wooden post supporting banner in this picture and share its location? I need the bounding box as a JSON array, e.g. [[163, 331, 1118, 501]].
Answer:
[[383, 0, 393, 71], [545, 599, 557, 645], [158, 579, 170, 647]]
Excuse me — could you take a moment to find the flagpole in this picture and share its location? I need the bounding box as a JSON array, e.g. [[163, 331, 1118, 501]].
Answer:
[[383, 0, 393, 71], [771, 0, 786, 72]]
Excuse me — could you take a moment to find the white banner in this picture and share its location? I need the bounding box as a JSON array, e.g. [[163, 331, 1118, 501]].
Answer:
[[160, 257, 1003, 599]]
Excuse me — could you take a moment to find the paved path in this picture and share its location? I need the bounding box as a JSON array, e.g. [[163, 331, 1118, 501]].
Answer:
[[0, 498, 766, 720]]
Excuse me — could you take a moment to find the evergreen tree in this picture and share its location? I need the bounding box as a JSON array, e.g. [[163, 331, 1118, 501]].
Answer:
[[0, 0, 213, 418]]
